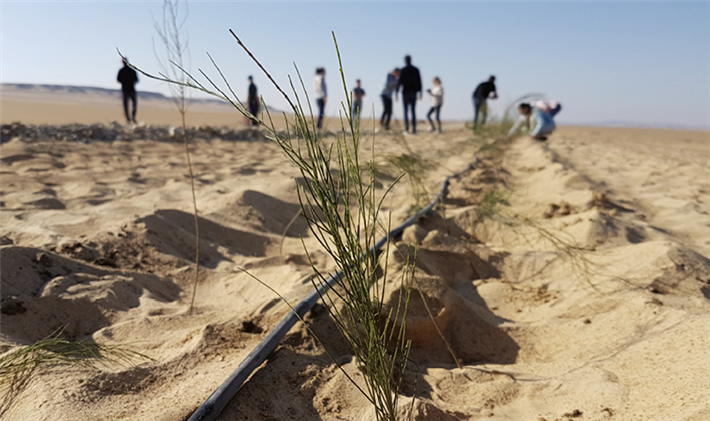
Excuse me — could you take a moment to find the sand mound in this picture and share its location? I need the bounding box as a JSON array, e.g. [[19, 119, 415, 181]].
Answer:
[[208, 189, 308, 238], [0, 246, 180, 344], [636, 242, 710, 299], [382, 224, 517, 366]]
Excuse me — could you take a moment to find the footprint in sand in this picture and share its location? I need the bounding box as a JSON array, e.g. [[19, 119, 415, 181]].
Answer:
[[25, 197, 66, 210], [0, 154, 34, 165]]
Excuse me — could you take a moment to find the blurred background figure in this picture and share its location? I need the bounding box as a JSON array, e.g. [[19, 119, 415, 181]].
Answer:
[[472, 75, 497, 130], [117, 58, 139, 124], [247, 75, 260, 126], [535, 99, 562, 118], [352, 79, 365, 119], [380, 68, 400, 130], [314, 67, 327, 129], [397, 55, 422, 134], [508, 102, 558, 141], [426, 76, 443, 133]]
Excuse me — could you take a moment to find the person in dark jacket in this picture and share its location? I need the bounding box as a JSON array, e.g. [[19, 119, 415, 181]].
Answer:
[[117, 58, 139, 124], [351, 79, 366, 119], [472, 75, 497, 130], [247, 76, 260, 126], [396, 55, 422, 134]]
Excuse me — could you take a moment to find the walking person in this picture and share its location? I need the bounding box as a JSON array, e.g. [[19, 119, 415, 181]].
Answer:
[[314, 67, 327, 129], [380, 68, 400, 130], [117, 58, 139, 124], [396, 55, 422, 134], [426, 77, 444, 133], [246, 75, 260, 126], [472, 75, 497, 130], [352, 79, 365, 119]]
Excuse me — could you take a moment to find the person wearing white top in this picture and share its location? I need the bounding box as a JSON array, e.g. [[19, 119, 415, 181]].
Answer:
[[426, 77, 444, 133], [508, 102, 557, 140], [535, 99, 562, 117], [314, 67, 327, 129]]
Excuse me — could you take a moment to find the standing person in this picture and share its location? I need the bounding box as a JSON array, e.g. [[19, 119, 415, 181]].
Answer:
[[426, 77, 444, 133], [396, 55, 422, 134], [507, 102, 558, 140], [472, 75, 497, 130], [314, 67, 327, 129], [380, 68, 400, 130], [247, 75, 260, 126], [117, 58, 139, 124], [352, 79, 366, 119]]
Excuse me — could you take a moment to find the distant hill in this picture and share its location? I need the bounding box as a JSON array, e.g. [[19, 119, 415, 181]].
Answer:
[[1, 83, 286, 126], [1, 83, 233, 106]]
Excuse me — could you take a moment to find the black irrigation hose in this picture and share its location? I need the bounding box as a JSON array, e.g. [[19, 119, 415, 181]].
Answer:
[[188, 155, 479, 421]]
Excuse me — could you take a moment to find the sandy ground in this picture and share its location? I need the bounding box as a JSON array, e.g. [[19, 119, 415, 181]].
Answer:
[[1, 87, 709, 421]]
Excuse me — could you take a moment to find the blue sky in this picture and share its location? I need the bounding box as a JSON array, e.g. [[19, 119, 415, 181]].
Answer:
[[2, 1, 709, 128]]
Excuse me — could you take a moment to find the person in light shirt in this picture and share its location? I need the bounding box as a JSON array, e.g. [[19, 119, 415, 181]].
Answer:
[[426, 77, 444, 133], [314, 67, 327, 129], [508, 101, 561, 141], [535, 99, 562, 117]]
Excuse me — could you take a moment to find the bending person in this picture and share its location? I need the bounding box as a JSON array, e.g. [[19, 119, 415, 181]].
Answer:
[[472, 75, 497, 130], [508, 102, 559, 141], [535, 99, 562, 117]]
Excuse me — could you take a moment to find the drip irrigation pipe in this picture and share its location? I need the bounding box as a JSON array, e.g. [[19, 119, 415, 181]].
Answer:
[[188, 155, 479, 421]]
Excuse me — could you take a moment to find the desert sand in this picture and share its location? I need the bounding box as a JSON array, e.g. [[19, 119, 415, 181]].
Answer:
[[1, 85, 709, 421]]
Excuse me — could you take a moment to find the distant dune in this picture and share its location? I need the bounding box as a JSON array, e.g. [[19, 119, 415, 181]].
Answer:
[[2, 83, 232, 105], [1, 83, 254, 126]]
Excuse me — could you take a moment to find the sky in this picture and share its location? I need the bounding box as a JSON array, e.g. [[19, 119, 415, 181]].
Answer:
[[1, 1, 709, 128]]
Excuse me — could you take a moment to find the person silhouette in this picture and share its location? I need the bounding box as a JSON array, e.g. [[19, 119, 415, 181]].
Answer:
[[508, 102, 558, 141], [314, 67, 327, 129], [472, 75, 497, 130], [396, 55, 422, 134], [247, 76, 260, 126], [352, 79, 365, 119], [380, 68, 400, 130], [117, 58, 139, 124], [426, 77, 444, 133]]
